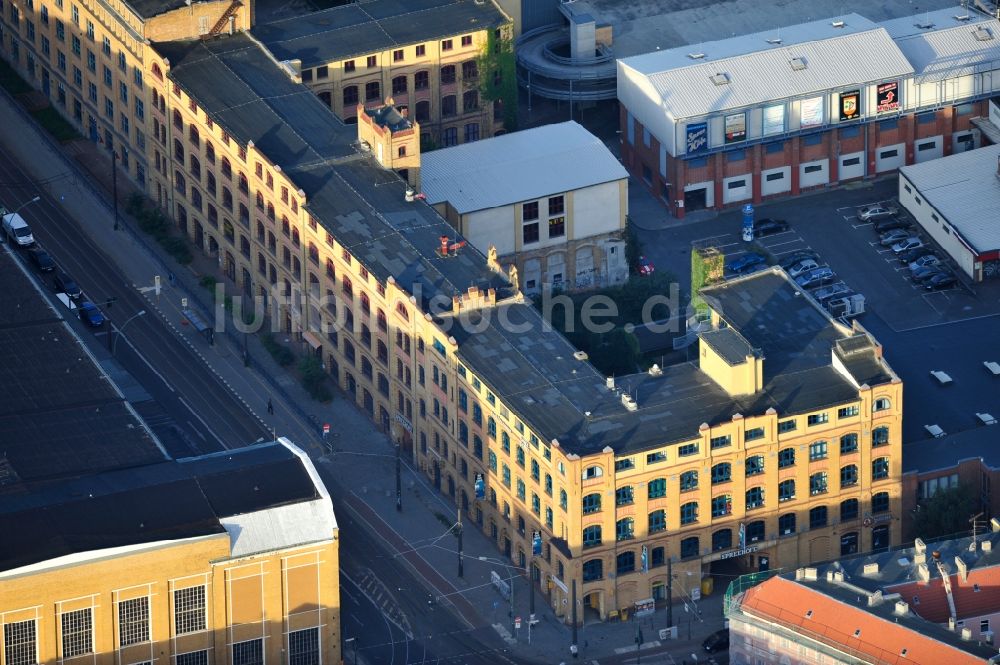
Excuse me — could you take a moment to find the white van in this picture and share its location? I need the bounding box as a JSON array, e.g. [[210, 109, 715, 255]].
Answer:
[[2, 211, 35, 247]]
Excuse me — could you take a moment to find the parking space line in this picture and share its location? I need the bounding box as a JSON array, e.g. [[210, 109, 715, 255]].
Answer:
[[771, 246, 813, 256], [761, 238, 803, 250]]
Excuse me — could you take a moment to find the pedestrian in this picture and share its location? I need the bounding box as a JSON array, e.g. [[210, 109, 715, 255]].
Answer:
[[267, 397, 274, 415]]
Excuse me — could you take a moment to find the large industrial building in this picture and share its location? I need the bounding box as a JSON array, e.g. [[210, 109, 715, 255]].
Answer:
[[618, 9, 1000, 216], [1, 0, 904, 628], [898, 142, 1000, 282], [0, 249, 342, 665]]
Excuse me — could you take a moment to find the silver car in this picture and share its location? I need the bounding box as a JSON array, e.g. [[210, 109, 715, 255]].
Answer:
[[909, 255, 940, 272], [857, 204, 899, 222], [891, 237, 923, 254]]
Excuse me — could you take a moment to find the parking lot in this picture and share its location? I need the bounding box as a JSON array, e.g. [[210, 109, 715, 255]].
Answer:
[[631, 179, 1000, 443]]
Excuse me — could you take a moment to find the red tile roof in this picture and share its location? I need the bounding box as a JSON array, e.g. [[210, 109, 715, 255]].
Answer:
[[889, 563, 1000, 624], [740, 576, 987, 665]]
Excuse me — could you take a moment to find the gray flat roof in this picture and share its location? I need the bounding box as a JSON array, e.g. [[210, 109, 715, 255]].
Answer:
[[420, 121, 628, 214], [0, 253, 165, 486], [900, 144, 1000, 254], [903, 427, 1000, 474], [252, 0, 509, 68], [157, 35, 894, 457], [699, 327, 752, 365], [124, 0, 187, 20], [0, 441, 318, 573]]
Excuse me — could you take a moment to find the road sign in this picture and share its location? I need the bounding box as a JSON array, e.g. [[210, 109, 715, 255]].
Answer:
[[514, 616, 521, 629], [154, 275, 161, 295], [323, 423, 331, 435], [181, 297, 188, 308]]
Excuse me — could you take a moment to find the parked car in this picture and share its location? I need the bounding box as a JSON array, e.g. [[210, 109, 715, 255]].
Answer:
[[891, 237, 924, 254], [912, 266, 948, 284], [909, 255, 941, 272], [879, 229, 911, 246], [873, 217, 911, 234], [703, 629, 730, 654], [925, 273, 958, 291], [27, 247, 55, 272], [795, 267, 836, 288], [636, 255, 655, 276], [787, 259, 820, 278], [54, 270, 82, 300], [857, 204, 898, 222], [898, 246, 935, 264], [754, 218, 790, 236], [2, 212, 35, 247], [810, 282, 852, 302], [726, 253, 766, 274], [779, 250, 819, 270], [77, 301, 105, 327]]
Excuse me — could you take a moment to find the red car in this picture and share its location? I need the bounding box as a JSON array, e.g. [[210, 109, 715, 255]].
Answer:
[[637, 255, 655, 276]]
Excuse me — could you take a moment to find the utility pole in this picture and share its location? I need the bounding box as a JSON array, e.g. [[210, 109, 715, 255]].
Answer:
[[110, 149, 120, 231], [395, 440, 402, 511], [667, 557, 673, 631], [571, 579, 578, 657], [457, 509, 464, 578]]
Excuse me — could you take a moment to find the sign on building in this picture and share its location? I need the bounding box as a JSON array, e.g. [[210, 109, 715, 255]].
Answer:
[[876, 81, 900, 113], [685, 122, 708, 154]]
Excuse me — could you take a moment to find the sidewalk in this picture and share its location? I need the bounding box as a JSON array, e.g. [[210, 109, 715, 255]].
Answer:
[[0, 87, 730, 664]]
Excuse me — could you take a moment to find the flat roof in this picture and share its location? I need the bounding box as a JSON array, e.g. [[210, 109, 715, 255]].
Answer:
[[618, 15, 914, 120], [899, 144, 1000, 254], [252, 0, 508, 68], [888, 12, 1000, 82], [903, 427, 1000, 473], [0, 439, 330, 574], [0, 252, 165, 486], [420, 121, 628, 214], [124, 0, 187, 20]]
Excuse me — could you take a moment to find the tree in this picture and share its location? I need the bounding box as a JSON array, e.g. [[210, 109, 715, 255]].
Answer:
[[475, 24, 518, 132], [912, 483, 979, 541]]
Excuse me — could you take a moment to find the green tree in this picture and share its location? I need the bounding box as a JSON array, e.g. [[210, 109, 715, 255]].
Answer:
[[475, 24, 519, 132], [912, 484, 979, 541], [587, 328, 640, 377], [690, 247, 724, 318]]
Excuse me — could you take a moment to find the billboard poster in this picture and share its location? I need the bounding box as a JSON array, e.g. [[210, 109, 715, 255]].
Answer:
[[474, 473, 485, 500], [685, 122, 708, 154], [839, 90, 860, 121], [762, 104, 785, 135], [800, 96, 824, 127], [532, 530, 542, 556], [876, 81, 900, 113], [724, 112, 747, 143]]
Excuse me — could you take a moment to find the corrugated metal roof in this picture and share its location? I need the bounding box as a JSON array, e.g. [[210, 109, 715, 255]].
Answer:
[[221, 499, 336, 558], [900, 144, 1000, 253], [891, 16, 1000, 81], [880, 7, 989, 39], [420, 121, 627, 213], [619, 16, 914, 120]]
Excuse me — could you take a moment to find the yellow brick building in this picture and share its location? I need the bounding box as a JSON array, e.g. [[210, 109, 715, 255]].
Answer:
[[250, 0, 511, 147], [0, 439, 342, 665]]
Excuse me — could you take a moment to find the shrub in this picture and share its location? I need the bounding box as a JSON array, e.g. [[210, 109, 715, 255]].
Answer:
[[261, 332, 294, 367], [299, 356, 332, 402]]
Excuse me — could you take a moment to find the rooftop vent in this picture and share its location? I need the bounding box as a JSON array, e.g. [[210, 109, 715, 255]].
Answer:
[[962, 627, 973, 641], [974, 27, 994, 41], [984, 540, 993, 552], [805, 609, 813, 618], [621, 393, 638, 411], [854, 629, 862, 638], [766, 38, 782, 45], [606, 376, 615, 390], [863, 562, 880, 576], [687, 52, 706, 60], [916, 22, 935, 29], [648, 364, 663, 377], [954, 14, 972, 21], [902, 648, 908, 657], [831, 20, 846, 28], [573, 351, 589, 361], [895, 600, 910, 615], [790, 57, 807, 71], [710, 72, 730, 86]]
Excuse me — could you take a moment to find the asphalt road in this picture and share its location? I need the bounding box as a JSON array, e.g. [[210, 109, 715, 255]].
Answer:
[[0, 143, 268, 452]]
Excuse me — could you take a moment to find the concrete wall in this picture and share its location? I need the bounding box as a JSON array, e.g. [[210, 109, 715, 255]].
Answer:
[[898, 173, 978, 279]]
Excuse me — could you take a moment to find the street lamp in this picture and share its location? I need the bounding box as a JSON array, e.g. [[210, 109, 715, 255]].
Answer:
[[475, 555, 527, 636], [11, 195, 41, 218], [111, 309, 147, 356]]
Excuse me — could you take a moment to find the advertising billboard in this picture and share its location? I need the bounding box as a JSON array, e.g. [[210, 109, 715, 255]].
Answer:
[[685, 122, 708, 154], [800, 96, 824, 128], [724, 112, 747, 143], [876, 81, 900, 113], [762, 104, 785, 135], [839, 90, 860, 121]]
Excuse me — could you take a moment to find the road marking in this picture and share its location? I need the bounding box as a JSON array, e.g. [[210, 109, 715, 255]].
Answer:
[[614, 640, 662, 655], [178, 395, 227, 450], [761, 238, 803, 250]]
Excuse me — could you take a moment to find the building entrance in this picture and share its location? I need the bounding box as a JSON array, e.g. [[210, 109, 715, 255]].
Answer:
[[684, 187, 708, 211]]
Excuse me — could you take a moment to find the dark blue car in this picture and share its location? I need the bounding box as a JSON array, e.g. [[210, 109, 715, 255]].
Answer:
[[726, 253, 766, 274], [78, 301, 105, 327]]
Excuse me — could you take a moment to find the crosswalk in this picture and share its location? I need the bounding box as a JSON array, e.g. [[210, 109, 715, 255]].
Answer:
[[356, 567, 413, 639]]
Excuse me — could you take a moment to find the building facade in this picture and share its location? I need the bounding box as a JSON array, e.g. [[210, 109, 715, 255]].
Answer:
[[420, 121, 629, 293], [0, 0, 252, 191], [251, 0, 511, 147], [0, 439, 342, 665], [617, 10, 1000, 217]]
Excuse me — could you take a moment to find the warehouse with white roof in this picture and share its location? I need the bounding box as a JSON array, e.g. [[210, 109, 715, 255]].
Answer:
[[617, 9, 1000, 217], [420, 121, 629, 292], [898, 143, 1000, 282]]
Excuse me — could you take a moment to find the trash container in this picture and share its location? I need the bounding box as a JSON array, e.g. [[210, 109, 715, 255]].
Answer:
[[701, 576, 714, 596]]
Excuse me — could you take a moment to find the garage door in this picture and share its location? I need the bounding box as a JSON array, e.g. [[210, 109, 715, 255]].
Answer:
[[914, 136, 943, 163], [839, 151, 864, 180], [575, 247, 596, 289], [722, 174, 752, 204], [876, 143, 905, 172], [799, 159, 829, 188], [761, 167, 791, 196]]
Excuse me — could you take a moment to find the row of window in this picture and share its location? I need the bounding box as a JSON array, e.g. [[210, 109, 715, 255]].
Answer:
[[581, 493, 890, 550]]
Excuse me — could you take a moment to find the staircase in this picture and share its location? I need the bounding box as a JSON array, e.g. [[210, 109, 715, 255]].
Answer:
[[208, 0, 242, 36]]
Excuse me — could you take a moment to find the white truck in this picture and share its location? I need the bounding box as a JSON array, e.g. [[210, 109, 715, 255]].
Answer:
[[1, 207, 35, 247]]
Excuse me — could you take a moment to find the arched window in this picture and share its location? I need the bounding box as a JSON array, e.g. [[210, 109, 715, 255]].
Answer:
[[174, 170, 186, 194], [582, 525, 602, 548], [873, 397, 891, 412], [221, 187, 233, 211], [292, 228, 300, 247], [205, 142, 215, 164], [343, 85, 358, 107], [487, 417, 496, 438], [190, 188, 202, 211], [189, 155, 200, 179], [395, 301, 409, 321], [582, 493, 601, 514], [680, 536, 699, 559], [205, 172, 216, 197], [308, 242, 319, 265], [239, 173, 249, 194], [616, 551, 635, 574], [841, 498, 859, 522], [582, 558, 603, 581], [840, 464, 858, 488], [221, 157, 232, 179], [809, 506, 828, 529], [616, 517, 634, 541], [151, 62, 163, 80], [282, 216, 290, 237], [712, 529, 732, 551], [711, 463, 732, 484], [680, 470, 698, 491], [648, 478, 667, 499], [267, 203, 275, 221], [779, 513, 796, 535], [173, 138, 184, 161], [188, 126, 199, 146], [360, 292, 371, 314], [648, 509, 666, 533], [680, 501, 698, 525], [582, 465, 603, 480], [365, 81, 380, 101], [172, 109, 182, 129], [255, 192, 265, 211]]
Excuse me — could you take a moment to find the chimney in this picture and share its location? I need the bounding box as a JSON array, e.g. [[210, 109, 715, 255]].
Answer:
[[918, 563, 930, 583], [956, 556, 969, 583], [962, 627, 973, 641], [863, 562, 880, 576], [606, 376, 615, 391], [950, 617, 957, 631], [895, 600, 910, 615], [984, 540, 994, 552]]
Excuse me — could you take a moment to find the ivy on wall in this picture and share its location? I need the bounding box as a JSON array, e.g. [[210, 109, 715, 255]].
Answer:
[[475, 23, 519, 133]]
